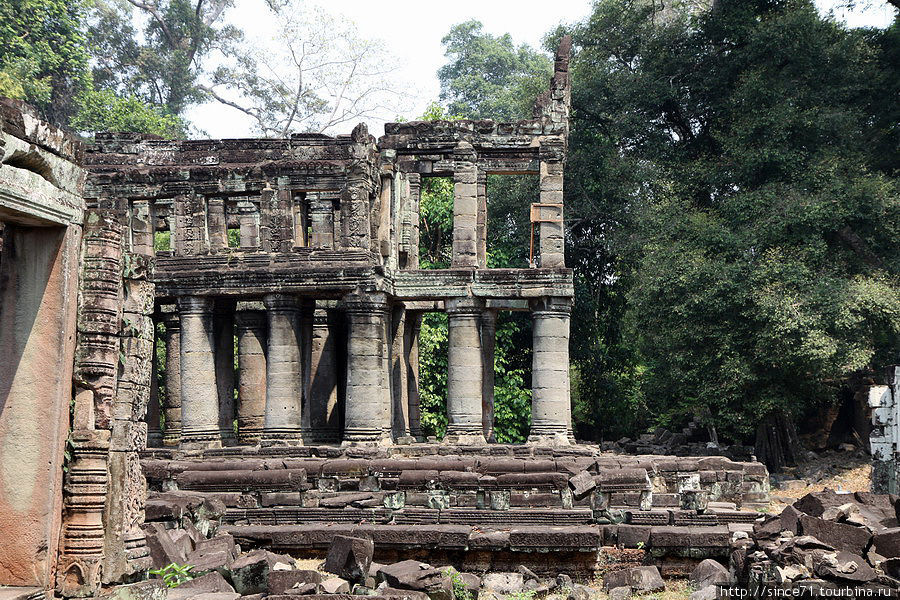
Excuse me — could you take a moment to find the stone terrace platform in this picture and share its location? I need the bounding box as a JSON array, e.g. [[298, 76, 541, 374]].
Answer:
[[141, 445, 769, 575]]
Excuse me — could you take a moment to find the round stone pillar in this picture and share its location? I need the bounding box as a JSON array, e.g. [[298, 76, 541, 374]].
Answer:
[[262, 294, 303, 444], [406, 312, 424, 441], [162, 313, 182, 446], [528, 297, 572, 444], [445, 298, 486, 444], [178, 296, 222, 449], [343, 292, 390, 444], [214, 299, 237, 446], [235, 310, 267, 445]]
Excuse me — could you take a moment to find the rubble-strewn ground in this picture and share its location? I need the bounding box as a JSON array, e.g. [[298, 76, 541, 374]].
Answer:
[[767, 447, 872, 513]]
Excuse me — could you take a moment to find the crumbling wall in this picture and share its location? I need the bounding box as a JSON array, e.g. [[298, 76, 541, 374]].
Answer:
[[870, 365, 900, 494], [0, 99, 84, 589], [57, 209, 153, 596]]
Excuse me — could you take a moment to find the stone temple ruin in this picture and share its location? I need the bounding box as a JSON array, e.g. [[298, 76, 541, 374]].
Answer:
[[0, 38, 783, 599]]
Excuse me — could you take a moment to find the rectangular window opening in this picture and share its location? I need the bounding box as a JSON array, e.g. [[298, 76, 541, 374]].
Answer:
[[486, 173, 539, 269], [418, 176, 453, 269]]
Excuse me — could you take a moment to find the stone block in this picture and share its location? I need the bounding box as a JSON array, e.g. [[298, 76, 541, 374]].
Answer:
[[798, 514, 871, 555], [481, 573, 524, 594], [690, 559, 731, 588], [230, 549, 297, 595], [873, 527, 900, 558], [324, 535, 374, 583], [321, 578, 351, 594], [144, 522, 187, 569], [602, 567, 664, 593], [568, 471, 596, 500], [268, 570, 323, 595], [100, 579, 167, 600]]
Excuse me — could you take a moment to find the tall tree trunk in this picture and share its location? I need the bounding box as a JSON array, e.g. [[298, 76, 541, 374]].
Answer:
[[755, 411, 801, 472]]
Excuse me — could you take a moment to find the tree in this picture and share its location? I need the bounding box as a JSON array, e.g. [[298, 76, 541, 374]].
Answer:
[[438, 20, 552, 122], [84, 0, 240, 118], [203, 1, 405, 136], [566, 0, 899, 454], [70, 88, 184, 136], [0, 0, 91, 124]]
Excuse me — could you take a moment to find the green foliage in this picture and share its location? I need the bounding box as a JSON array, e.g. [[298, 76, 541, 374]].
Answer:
[[439, 20, 552, 121], [0, 0, 91, 123], [418, 312, 449, 438], [149, 563, 194, 588], [565, 0, 900, 442], [70, 88, 184, 136], [84, 0, 240, 117], [443, 569, 473, 600], [419, 176, 454, 269]]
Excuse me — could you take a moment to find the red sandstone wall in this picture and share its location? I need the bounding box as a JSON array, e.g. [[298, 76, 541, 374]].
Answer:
[[0, 224, 80, 587]]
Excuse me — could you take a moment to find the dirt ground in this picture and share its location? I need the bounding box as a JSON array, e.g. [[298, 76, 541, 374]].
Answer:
[[766, 447, 872, 513]]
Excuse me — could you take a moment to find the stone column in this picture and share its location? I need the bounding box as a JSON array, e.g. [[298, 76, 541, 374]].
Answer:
[[309, 308, 340, 443], [146, 325, 163, 447], [130, 200, 154, 255], [235, 310, 267, 445], [207, 197, 227, 252], [214, 299, 237, 445], [529, 297, 572, 444], [309, 196, 335, 248], [476, 168, 487, 268], [391, 305, 409, 439], [405, 312, 424, 440], [238, 200, 260, 249], [178, 296, 222, 448], [481, 309, 497, 442], [452, 142, 478, 268], [539, 142, 565, 268], [161, 313, 182, 447], [262, 293, 303, 444], [445, 298, 486, 444], [407, 173, 421, 269], [299, 299, 314, 437], [343, 292, 389, 444]]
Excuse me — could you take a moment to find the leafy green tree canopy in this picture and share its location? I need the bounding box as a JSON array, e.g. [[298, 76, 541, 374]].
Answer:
[[438, 20, 552, 122]]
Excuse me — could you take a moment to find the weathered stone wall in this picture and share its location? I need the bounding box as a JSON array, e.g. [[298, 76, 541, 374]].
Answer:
[[870, 365, 900, 493], [0, 99, 84, 589]]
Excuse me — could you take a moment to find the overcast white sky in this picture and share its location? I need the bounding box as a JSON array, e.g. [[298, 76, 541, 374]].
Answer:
[[185, 0, 897, 139]]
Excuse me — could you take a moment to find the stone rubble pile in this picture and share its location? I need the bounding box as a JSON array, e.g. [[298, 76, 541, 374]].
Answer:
[[135, 526, 645, 600], [735, 489, 900, 594]]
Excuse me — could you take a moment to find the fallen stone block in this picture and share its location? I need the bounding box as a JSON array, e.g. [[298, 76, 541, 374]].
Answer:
[[690, 559, 731, 588], [324, 535, 374, 583], [177, 572, 235, 594], [873, 527, 900, 558], [321, 578, 351, 594], [268, 571, 323, 595], [282, 583, 319, 595], [567, 584, 600, 600], [376, 561, 453, 600], [168, 573, 237, 600], [815, 550, 876, 583], [608, 587, 631, 600], [481, 572, 524, 594], [186, 534, 237, 572], [378, 587, 430, 600], [99, 579, 167, 600], [602, 567, 664, 593], [568, 471, 596, 500], [690, 586, 717, 600], [798, 514, 871, 555], [230, 549, 297, 595], [144, 522, 188, 569]]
